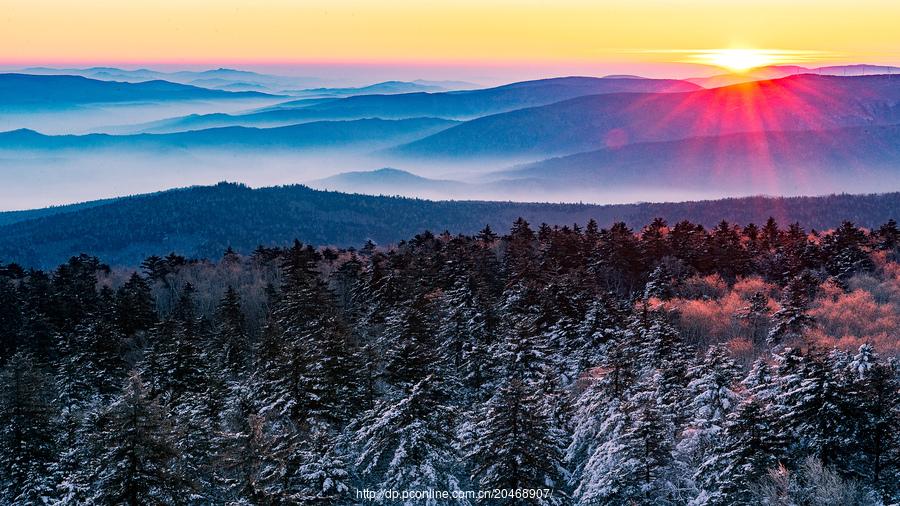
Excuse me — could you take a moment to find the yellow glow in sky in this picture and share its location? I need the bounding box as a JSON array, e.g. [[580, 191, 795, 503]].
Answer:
[[683, 49, 827, 72], [2, 0, 899, 67]]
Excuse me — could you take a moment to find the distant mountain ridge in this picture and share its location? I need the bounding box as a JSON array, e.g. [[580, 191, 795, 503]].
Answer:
[[118, 76, 701, 133], [0, 118, 457, 151], [687, 63, 900, 88], [18, 66, 324, 93], [1, 182, 898, 267], [308, 168, 470, 197], [0, 73, 277, 108], [391, 74, 900, 159], [286, 80, 478, 98]]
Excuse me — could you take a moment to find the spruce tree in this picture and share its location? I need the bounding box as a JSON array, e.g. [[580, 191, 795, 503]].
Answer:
[[214, 285, 249, 376], [847, 346, 900, 501], [91, 372, 185, 506], [695, 398, 782, 505], [114, 272, 156, 337], [354, 375, 465, 504], [469, 377, 568, 505], [291, 420, 352, 505], [679, 345, 741, 471], [0, 352, 58, 504], [734, 291, 770, 345], [767, 275, 815, 345]]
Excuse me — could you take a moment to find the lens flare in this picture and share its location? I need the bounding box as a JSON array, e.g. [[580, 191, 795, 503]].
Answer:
[[693, 49, 779, 72]]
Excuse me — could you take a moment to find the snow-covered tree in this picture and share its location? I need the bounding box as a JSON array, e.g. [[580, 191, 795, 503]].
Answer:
[[469, 377, 568, 505], [0, 352, 58, 505], [91, 372, 186, 505], [577, 389, 677, 504], [678, 345, 741, 475], [291, 421, 352, 505], [694, 398, 782, 505], [767, 275, 815, 345], [354, 375, 466, 505]]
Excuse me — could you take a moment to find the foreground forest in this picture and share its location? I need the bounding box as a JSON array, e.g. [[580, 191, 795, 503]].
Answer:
[[2, 216, 900, 504]]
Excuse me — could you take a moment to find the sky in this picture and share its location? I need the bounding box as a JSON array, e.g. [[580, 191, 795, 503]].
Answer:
[[2, 0, 900, 82]]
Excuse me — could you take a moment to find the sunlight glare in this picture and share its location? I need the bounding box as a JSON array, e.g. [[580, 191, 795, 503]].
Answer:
[[695, 49, 780, 73]]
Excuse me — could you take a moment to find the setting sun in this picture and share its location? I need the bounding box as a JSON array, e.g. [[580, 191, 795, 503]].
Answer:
[[692, 48, 780, 72]]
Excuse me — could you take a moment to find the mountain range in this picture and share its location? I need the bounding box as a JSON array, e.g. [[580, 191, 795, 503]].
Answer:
[[0, 73, 276, 108], [686, 63, 900, 88], [391, 74, 900, 160], [285, 80, 478, 98], [3, 68, 900, 207], [120, 76, 701, 133], [489, 125, 900, 199], [18, 66, 324, 93], [0, 118, 457, 151]]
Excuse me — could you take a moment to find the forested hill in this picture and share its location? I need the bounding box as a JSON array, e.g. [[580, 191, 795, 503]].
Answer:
[[1, 182, 899, 267]]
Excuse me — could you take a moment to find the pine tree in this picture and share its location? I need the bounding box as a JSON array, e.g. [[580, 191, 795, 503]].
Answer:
[[678, 345, 741, 485], [51, 305, 127, 505], [639, 218, 670, 267], [260, 241, 364, 426], [874, 219, 899, 253], [0, 276, 23, 363], [493, 285, 554, 389], [438, 275, 494, 401], [566, 334, 639, 496], [821, 221, 874, 283], [504, 218, 540, 285], [638, 311, 693, 431], [214, 285, 249, 376], [577, 389, 675, 504], [383, 293, 442, 392], [767, 275, 815, 345], [0, 352, 58, 505], [776, 348, 855, 470], [571, 294, 626, 372], [573, 397, 630, 503], [846, 346, 900, 501], [695, 398, 782, 505], [742, 358, 776, 404], [734, 291, 770, 345], [644, 264, 675, 300], [707, 221, 750, 280], [211, 379, 279, 504], [354, 375, 466, 505], [145, 291, 207, 404], [91, 372, 186, 506], [469, 377, 568, 505], [114, 272, 156, 337], [291, 421, 352, 505], [213, 378, 297, 505]]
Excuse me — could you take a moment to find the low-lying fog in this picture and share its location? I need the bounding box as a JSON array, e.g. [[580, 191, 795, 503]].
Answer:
[[3, 147, 897, 212], [0, 98, 286, 135]]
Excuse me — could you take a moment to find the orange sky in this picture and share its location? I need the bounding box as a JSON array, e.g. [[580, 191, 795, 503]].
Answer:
[[3, 0, 899, 71]]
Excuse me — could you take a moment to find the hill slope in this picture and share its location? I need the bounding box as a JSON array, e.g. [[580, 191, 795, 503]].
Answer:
[[308, 168, 471, 197], [392, 74, 900, 159], [493, 125, 900, 198], [1, 182, 898, 267]]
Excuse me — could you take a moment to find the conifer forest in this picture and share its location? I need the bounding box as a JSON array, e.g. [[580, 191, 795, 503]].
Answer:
[[2, 216, 900, 505]]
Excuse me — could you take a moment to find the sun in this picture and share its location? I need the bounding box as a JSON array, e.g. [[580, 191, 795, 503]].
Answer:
[[694, 49, 779, 73]]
